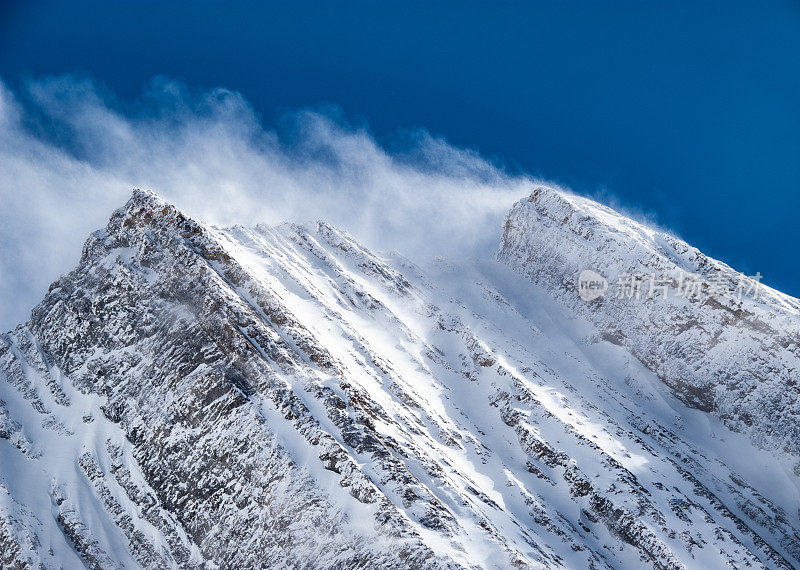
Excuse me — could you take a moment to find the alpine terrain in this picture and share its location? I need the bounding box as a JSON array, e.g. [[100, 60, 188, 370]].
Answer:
[[1, 187, 798, 569]]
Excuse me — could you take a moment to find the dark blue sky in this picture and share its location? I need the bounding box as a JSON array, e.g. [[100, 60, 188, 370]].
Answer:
[[1, 1, 799, 295]]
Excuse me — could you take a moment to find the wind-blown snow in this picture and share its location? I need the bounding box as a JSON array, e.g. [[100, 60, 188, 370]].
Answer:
[[1, 189, 798, 569]]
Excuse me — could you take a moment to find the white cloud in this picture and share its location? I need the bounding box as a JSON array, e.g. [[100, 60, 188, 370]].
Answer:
[[0, 75, 537, 329]]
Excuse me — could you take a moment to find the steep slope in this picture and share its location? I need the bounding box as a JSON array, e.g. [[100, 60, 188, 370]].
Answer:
[[497, 186, 800, 460], [1, 189, 798, 569]]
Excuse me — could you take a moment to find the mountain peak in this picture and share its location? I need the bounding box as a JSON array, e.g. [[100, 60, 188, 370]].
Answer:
[[499, 188, 800, 457], [118, 188, 189, 231], [2, 190, 799, 569], [513, 185, 712, 281]]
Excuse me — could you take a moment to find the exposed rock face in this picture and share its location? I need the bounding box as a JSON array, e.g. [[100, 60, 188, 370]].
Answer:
[[498, 186, 800, 459], [1, 189, 798, 569]]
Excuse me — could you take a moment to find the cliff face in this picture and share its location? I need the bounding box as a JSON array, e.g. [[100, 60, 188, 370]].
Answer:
[[1, 189, 798, 569]]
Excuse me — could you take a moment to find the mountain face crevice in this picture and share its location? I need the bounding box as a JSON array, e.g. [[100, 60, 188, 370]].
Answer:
[[1, 188, 798, 569]]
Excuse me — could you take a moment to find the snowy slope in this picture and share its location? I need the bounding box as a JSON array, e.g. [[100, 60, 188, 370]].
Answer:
[[497, 186, 800, 458], [1, 189, 798, 569]]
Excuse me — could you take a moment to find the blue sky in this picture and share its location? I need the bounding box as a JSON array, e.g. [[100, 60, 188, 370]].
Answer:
[[1, 1, 799, 297]]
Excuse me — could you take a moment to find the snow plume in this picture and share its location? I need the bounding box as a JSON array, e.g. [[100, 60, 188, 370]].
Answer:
[[0, 75, 535, 329]]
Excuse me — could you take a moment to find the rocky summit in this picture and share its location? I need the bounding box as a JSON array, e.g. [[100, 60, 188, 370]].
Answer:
[[1, 188, 798, 569]]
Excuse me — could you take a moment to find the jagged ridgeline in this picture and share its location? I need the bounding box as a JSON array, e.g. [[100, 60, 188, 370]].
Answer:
[[1, 189, 798, 569]]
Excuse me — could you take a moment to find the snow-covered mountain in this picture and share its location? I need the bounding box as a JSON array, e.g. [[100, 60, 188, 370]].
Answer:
[[1, 188, 798, 569]]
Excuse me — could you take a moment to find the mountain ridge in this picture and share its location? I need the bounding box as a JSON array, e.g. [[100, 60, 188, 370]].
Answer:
[[1, 188, 798, 569], [498, 186, 800, 459]]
